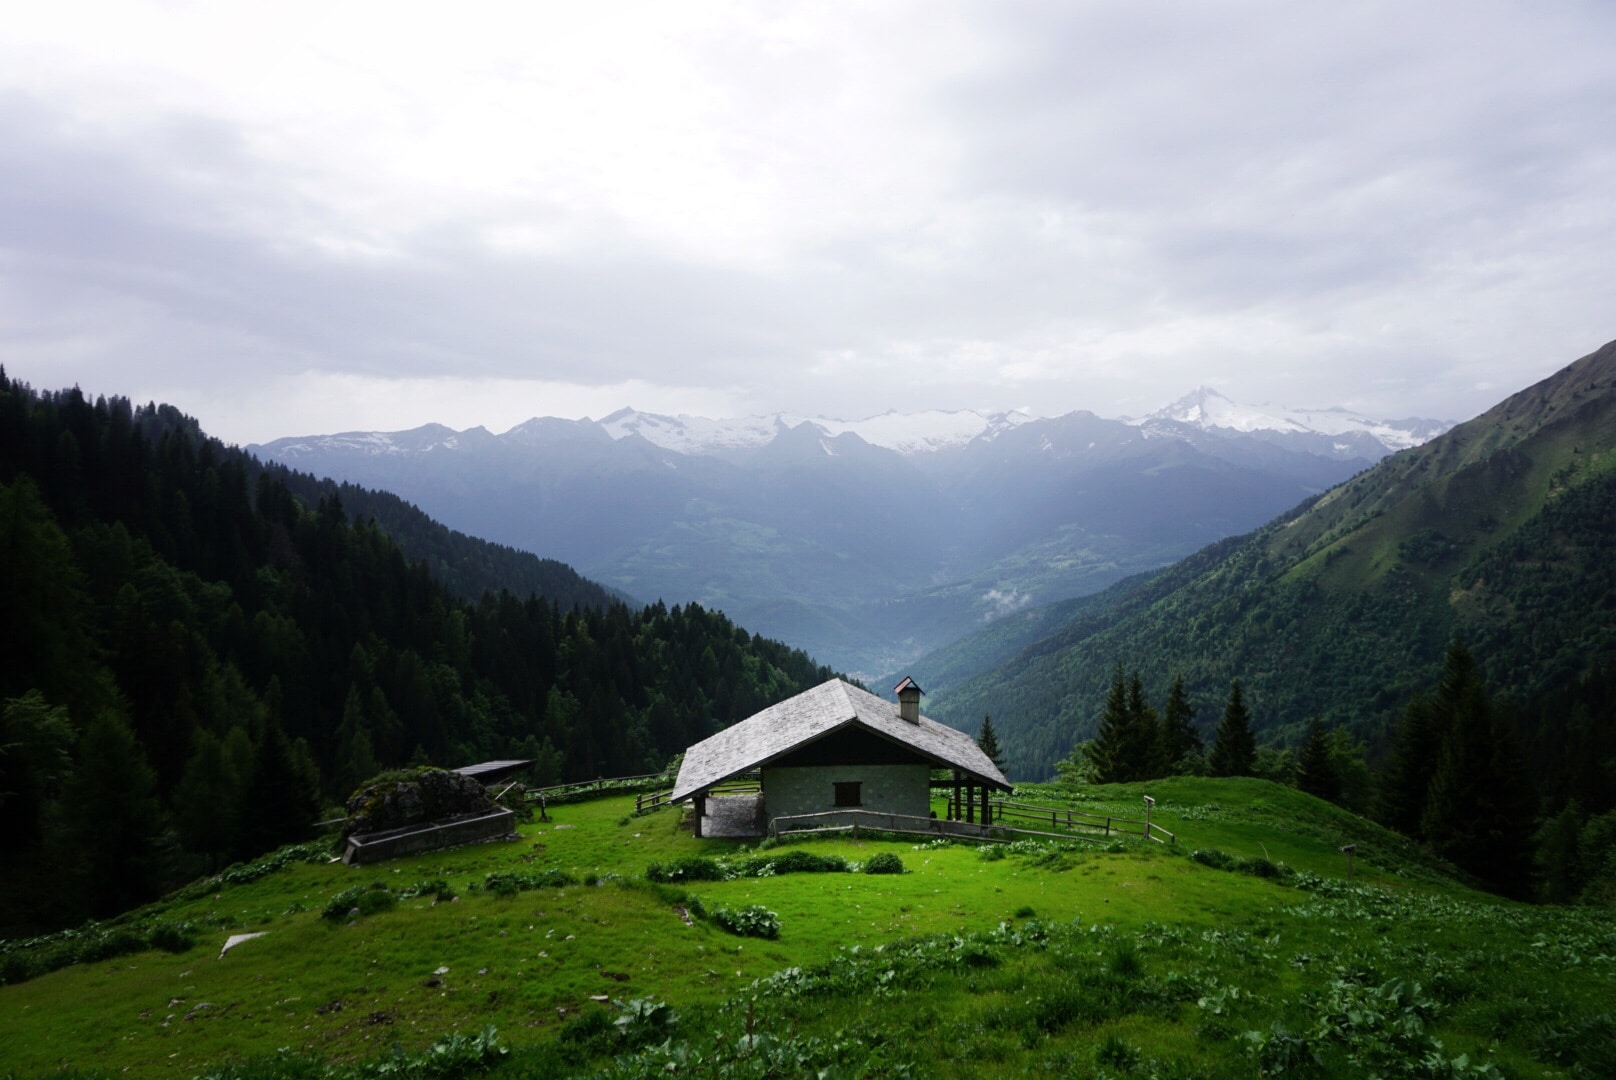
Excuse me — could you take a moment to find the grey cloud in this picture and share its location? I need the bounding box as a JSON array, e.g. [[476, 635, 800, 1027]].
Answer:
[[2, 2, 1614, 435]]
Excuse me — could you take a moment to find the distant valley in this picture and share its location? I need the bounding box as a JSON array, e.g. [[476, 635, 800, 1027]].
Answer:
[[251, 390, 1449, 677]]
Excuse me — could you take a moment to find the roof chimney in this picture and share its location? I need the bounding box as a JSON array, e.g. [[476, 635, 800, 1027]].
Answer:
[[893, 676, 923, 724]]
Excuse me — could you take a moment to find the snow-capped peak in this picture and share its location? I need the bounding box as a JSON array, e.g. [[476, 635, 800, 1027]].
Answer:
[[1130, 388, 1453, 454], [594, 407, 1030, 457]]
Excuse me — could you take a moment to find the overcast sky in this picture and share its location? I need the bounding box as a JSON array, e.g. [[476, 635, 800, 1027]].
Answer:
[[3, 1, 1613, 444]]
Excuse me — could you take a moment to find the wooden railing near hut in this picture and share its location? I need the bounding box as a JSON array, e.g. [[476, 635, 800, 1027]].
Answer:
[[987, 798, 1175, 845]]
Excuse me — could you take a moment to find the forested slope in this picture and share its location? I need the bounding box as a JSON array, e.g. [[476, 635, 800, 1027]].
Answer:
[[0, 371, 834, 934], [273, 470, 626, 611], [929, 339, 1616, 779]]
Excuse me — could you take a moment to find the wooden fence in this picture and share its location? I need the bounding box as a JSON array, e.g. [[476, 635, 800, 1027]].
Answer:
[[636, 775, 758, 812], [988, 799, 1175, 845]]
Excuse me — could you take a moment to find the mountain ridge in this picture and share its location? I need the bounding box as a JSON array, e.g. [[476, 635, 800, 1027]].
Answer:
[[259, 392, 1450, 463], [921, 338, 1616, 779], [250, 392, 1447, 675]]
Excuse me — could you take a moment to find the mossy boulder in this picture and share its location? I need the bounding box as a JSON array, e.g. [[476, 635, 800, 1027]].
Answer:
[[342, 768, 495, 839]]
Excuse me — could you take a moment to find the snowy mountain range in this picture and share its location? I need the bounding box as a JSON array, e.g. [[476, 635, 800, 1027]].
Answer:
[[263, 392, 1448, 464], [250, 392, 1453, 676], [1131, 387, 1453, 459]]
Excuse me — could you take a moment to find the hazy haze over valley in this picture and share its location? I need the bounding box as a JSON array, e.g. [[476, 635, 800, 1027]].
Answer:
[[254, 391, 1450, 676]]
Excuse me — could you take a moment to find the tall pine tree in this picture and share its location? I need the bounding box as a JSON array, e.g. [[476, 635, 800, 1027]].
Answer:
[[1375, 692, 1446, 836], [1086, 664, 1134, 783], [63, 710, 165, 919], [1160, 674, 1202, 771], [1419, 664, 1536, 896], [976, 714, 1006, 772], [1122, 673, 1165, 780], [1294, 715, 1341, 803], [1208, 679, 1256, 777]]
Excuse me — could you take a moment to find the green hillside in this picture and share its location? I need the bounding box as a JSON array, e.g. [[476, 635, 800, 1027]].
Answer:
[[2, 782, 1612, 1078], [927, 339, 1616, 778]]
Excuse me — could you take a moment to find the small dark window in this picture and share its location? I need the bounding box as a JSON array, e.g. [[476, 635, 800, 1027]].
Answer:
[[833, 781, 862, 807]]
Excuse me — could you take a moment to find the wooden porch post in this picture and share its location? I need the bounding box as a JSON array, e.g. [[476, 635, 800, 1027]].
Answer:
[[982, 785, 991, 826], [965, 780, 975, 824], [952, 770, 961, 821], [693, 793, 706, 838]]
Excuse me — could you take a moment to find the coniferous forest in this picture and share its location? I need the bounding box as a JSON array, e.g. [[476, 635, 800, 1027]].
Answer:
[[0, 371, 835, 935]]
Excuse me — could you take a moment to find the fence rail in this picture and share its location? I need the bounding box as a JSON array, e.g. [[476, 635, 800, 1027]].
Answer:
[[525, 770, 673, 800], [986, 799, 1175, 846], [769, 808, 1112, 845]]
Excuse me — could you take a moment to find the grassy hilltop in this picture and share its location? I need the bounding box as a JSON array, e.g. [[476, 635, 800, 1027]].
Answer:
[[3, 781, 1614, 1078]]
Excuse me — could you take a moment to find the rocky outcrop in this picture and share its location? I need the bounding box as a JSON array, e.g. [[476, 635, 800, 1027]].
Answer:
[[342, 768, 496, 840]]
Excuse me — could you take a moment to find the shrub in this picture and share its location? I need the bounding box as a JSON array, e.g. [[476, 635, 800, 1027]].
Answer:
[[1241, 856, 1285, 879], [864, 852, 905, 875], [1190, 848, 1236, 870], [1243, 1021, 1321, 1077], [614, 997, 678, 1048], [476, 869, 577, 896], [1109, 942, 1144, 980], [745, 850, 847, 875], [355, 890, 397, 916], [1095, 1033, 1142, 1071], [712, 905, 781, 940], [560, 1007, 616, 1054], [76, 929, 147, 963], [397, 879, 456, 902], [413, 1024, 507, 1077], [645, 857, 726, 883], [1, 952, 43, 985], [148, 922, 197, 954], [322, 885, 370, 921]]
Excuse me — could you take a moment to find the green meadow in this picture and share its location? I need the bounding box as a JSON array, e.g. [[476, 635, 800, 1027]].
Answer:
[[3, 779, 1614, 1078]]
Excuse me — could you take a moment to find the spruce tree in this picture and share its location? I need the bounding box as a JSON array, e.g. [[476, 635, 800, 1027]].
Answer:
[[1294, 715, 1341, 802], [1208, 679, 1256, 777], [977, 714, 1006, 772], [1085, 664, 1132, 783], [1534, 802, 1584, 903], [171, 729, 244, 867], [1123, 673, 1165, 780], [63, 710, 164, 919], [1375, 693, 1445, 836], [1160, 674, 1202, 771], [1420, 675, 1536, 895], [236, 718, 320, 860]]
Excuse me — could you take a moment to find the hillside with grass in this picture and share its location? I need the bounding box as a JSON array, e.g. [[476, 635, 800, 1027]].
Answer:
[[3, 780, 1613, 1078], [925, 338, 1616, 778]]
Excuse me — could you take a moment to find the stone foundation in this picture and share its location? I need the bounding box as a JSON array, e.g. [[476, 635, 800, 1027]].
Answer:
[[342, 808, 516, 865]]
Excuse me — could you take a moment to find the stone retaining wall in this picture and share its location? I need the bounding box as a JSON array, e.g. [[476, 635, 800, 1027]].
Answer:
[[342, 808, 516, 865]]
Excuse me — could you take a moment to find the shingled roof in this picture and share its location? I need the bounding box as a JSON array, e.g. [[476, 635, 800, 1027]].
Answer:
[[671, 678, 1010, 802]]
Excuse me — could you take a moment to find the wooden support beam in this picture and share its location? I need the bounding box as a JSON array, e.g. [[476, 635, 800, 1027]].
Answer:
[[693, 793, 706, 838], [952, 770, 961, 821]]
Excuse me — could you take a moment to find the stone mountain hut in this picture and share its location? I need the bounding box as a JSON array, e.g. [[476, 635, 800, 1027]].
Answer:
[[670, 677, 1011, 837]]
